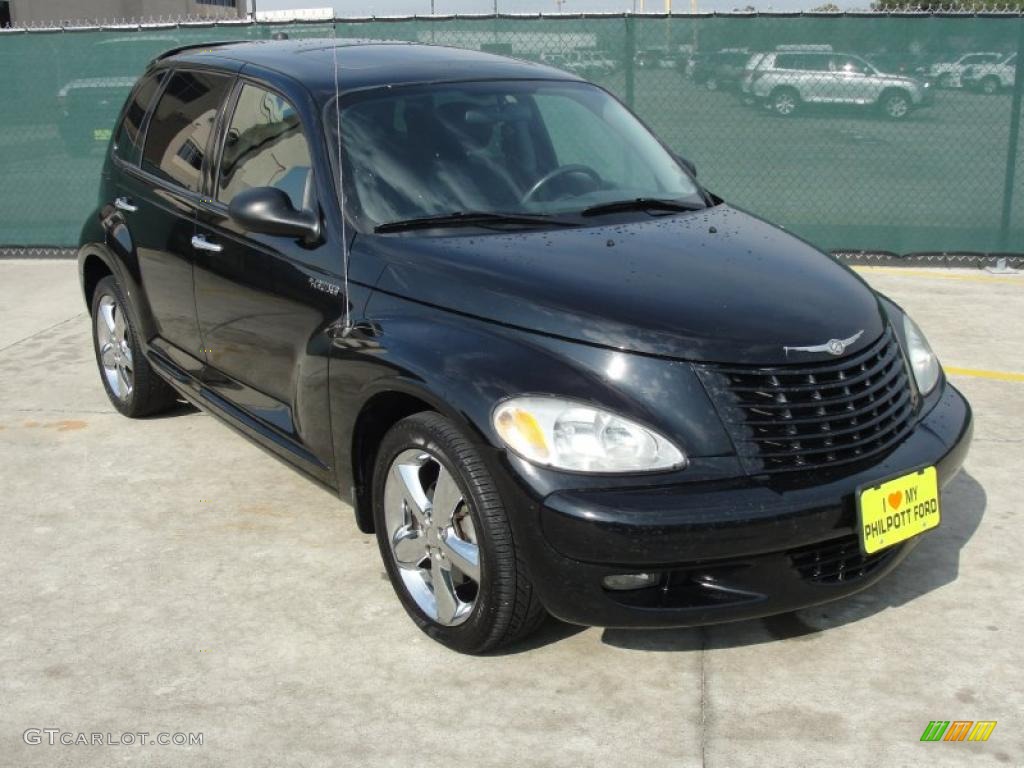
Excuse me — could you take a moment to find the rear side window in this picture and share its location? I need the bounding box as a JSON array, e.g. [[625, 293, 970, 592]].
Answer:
[[142, 70, 233, 192], [217, 84, 313, 212], [113, 71, 166, 166]]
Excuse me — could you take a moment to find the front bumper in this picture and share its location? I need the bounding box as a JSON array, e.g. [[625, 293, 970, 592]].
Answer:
[[508, 382, 972, 628]]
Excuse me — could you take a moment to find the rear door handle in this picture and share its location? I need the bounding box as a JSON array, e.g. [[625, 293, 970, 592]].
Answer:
[[191, 235, 223, 253], [114, 197, 138, 213]]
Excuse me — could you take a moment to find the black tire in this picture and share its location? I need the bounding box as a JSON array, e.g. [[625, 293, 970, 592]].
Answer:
[[770, 87, 800, 117], [981, 76, 1000, 95], [90, 275, 179, 418], [372, 412, 546, 654], [879, 90, 911, 121], [937, 72, 954, 89]]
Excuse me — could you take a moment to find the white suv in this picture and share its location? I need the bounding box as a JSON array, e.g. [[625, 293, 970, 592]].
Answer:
[[742, 51, 933, 120], [962, 53, 1017, 95], [929, 52, 1003, 89]]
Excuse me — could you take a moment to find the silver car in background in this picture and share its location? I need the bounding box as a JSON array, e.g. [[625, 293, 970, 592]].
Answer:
[[928, 52, 1003, 89], [742, 51, 933, 120], [962, 53, 1017, 94]]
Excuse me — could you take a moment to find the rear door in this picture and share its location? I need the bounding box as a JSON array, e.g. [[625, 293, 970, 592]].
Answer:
[[122, 68, 234, 372], [781, 54, 833, 103], [191, 75, 339, 479]]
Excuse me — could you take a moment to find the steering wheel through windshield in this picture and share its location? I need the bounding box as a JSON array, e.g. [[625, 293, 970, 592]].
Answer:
[[520, 164, 602, 205]]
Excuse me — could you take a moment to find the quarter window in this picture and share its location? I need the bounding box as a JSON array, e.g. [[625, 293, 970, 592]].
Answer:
[[142, 70, 233, 192], [217, 84, 313, 211], [113, 71, 166, 166]]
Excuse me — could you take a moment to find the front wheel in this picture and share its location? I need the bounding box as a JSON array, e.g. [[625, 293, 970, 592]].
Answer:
[[373, 412, 546, 653], [880, 91, 911, 120]]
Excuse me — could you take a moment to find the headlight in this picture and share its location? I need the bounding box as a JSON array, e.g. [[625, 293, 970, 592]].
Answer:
[[902, 315, 941, 395], [492, 396, 686, 473]]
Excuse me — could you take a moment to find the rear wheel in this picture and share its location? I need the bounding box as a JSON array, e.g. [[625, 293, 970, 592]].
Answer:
[[705, 76, 719, 91], [880, 90, 911, 120], [90, 275, 178, 418], [771, 88, 799, 117], [373, 412, 546, 653], [981, 76, 1000, 95]]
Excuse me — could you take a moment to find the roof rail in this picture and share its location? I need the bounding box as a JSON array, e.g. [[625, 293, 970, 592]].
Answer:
[[153, 39, 239, 63]]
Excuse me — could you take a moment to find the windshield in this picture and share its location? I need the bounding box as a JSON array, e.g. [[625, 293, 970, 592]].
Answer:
[[325, 80, 704, 231]]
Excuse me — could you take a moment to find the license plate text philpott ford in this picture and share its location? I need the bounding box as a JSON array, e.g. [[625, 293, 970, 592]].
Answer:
[[859, 466, 940, 554]]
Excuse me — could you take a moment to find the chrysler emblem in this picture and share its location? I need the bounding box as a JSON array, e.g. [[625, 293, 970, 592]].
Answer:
[[784, 330, 864, 357]]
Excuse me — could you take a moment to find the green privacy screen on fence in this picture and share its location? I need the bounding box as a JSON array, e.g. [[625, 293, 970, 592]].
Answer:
[[0, 13, 1021, 254]]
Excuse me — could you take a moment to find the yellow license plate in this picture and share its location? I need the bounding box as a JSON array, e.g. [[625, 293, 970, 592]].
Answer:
[[858, 466, 940, 554], [93, 128, 112, 141]]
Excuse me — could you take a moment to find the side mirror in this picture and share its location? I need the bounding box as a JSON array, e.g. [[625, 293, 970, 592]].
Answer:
[[228, 186, 320, 241], [673, 153, 697, 178]]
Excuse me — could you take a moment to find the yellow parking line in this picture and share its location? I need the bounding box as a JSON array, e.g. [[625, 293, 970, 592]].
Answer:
[[852, 266, 1022, 285], [945, 366, 1024, 383]]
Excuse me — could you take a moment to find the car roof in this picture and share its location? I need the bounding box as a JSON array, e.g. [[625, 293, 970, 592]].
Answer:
[[163, 38, 579, 97]]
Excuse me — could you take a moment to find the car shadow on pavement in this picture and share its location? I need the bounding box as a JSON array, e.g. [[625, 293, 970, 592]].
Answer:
[[144, 399, 198, 419], [592, 470, 986, 653]]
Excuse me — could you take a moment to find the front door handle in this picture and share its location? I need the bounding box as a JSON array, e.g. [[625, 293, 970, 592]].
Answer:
[[114, 197, 138, 213], [191, 235, 223, 253]]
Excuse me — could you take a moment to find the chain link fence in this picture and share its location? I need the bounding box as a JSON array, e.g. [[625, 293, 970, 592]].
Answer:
[[0, 11, 1021, 256]]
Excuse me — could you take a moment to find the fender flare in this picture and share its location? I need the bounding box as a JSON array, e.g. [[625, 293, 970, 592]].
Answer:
[[77, 240, 159, 343]]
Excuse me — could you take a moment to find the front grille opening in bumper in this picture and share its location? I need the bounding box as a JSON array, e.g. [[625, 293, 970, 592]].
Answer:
[[696, 327, 918, 475], [789, 535, 900, 585]]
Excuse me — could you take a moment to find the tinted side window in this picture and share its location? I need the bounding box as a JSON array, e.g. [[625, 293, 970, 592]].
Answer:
[[832, 56, 871, 74], [775, 54, 830, 72], [142, 70, 233, 192], [113, 71, 166, 166], [217, 84, 313, 211]]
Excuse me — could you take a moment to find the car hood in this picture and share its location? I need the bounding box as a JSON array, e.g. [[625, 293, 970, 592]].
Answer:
[[360, 204, 886, 365]]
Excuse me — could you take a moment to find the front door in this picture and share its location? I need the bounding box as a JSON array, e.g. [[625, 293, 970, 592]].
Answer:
[[192, 79, 339, 477], [830, 55, 875, 105]]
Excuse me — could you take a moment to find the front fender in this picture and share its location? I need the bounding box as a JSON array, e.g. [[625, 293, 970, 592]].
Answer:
[[330, 290, 735, 528]]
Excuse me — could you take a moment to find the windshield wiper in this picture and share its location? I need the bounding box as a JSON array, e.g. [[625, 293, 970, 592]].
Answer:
[[581, 198, 705, 217], [375, 211, 575, 233]]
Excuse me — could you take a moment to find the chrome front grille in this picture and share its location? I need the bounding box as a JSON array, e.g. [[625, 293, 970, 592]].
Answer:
[[696, 328, 916, 474]]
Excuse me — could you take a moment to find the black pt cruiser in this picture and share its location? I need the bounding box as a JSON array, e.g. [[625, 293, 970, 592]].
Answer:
[[78, 39, 972, 653]]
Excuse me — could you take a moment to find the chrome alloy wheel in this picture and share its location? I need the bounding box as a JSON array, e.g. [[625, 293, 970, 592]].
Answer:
[[383, 449, 481, 627], [885, 95, 909, 119], [95, 294, 133, 400], [774, 92, 797, 116]]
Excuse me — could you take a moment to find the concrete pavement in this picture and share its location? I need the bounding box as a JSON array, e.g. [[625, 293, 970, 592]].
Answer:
[[0, 260, 1020, 767]]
